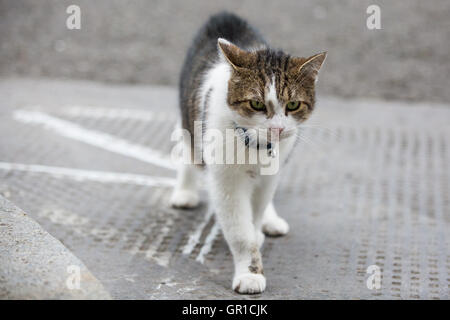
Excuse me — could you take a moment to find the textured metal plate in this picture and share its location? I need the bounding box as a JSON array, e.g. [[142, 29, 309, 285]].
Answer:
[[0, 78, 448, 299]]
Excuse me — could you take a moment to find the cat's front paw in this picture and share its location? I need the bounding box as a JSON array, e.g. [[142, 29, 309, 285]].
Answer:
[[170, 189, 199, 209], [232, 273, 266, 294], [262, 215, 289, 236]]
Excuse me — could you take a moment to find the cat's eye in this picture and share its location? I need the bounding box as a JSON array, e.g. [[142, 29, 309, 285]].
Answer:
[[249, 100, 266, 111], [286, 101, 301, 112]]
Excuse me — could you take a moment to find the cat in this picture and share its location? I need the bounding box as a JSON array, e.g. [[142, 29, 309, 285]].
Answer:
[[170, 12, 326, 294]]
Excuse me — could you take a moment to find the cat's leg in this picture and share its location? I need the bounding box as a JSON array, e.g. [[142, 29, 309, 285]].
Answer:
[[170, 162, 200, 208], [209, 168, 265, 294], [262, 201, 289, 236], [170, 142, 200, 208], [251, 175, 280, 247]]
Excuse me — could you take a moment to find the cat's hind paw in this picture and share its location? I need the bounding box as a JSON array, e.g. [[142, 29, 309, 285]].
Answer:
[[170, 189, 199, 209], [262, 215, 289, 236], [233, 273, 266, 294]]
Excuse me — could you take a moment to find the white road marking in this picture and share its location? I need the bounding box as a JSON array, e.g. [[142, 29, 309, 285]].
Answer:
[[0, 162, 175, 187], [10, 109, 221, 266], [59, 105, 168, 121], [196, 222, 221, 264], [13, 110, 174, 170], [182, 206, 214, 255]]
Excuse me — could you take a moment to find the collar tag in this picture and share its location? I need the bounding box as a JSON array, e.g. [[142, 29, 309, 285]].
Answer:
[[268, 147, 276, 158]]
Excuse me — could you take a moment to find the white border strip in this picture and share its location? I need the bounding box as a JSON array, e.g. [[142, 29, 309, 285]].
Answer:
[[13, 110, 174, 170], [61, 105, 168, 121], [196, 222, 220, 264], [182, 207, 214, 255], [0, 162, 175, 187]]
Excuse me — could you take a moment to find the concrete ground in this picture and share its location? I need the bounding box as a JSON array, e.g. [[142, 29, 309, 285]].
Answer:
[[0, 195, 111, 299], [0, 77, 448, 299]]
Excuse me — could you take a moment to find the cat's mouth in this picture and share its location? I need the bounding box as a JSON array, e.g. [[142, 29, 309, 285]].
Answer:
[[233, 122, 296, 157], [233, 123, 296, 142]]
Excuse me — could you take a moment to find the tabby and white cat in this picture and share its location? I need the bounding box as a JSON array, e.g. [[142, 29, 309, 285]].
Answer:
[[170, 12, 326, 294]]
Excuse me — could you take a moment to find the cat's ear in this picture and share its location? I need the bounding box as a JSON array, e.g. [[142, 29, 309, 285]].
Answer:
[[291, 52, 327, 82], [218, 38, 256, 70]]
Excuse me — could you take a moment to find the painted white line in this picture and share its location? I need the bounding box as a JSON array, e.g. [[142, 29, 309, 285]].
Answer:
[[196, 222, 220, 264], [60, 105, 168, 121], [182, 206, 214, 255], [0, 162, 175, 187], [13, 110, 174, 170]]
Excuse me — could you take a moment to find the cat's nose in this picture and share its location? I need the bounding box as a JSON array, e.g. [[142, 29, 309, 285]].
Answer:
[[269, 127, 284, 134]]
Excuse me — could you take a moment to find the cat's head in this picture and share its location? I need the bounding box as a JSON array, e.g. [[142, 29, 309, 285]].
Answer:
[[218, 38, 326, 138]]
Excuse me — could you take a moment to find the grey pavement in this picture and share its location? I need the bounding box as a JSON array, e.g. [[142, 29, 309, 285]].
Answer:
[[0, 195, 111, 299], [1, 0, 450, 104], [0, 77, 449, 299]]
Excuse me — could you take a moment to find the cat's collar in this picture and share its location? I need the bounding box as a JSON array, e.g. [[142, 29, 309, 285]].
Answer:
[[233, 123, 277, 158]]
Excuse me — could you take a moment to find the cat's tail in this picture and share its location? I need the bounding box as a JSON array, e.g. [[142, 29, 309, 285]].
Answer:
[[202, 11, 266, 47]]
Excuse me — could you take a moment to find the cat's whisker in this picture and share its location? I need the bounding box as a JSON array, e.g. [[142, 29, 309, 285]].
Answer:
[[294, 132, 328, 155], [299, 125, 340, 140], [296, 130, 329, 146], [294, 135, 321, 154]]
